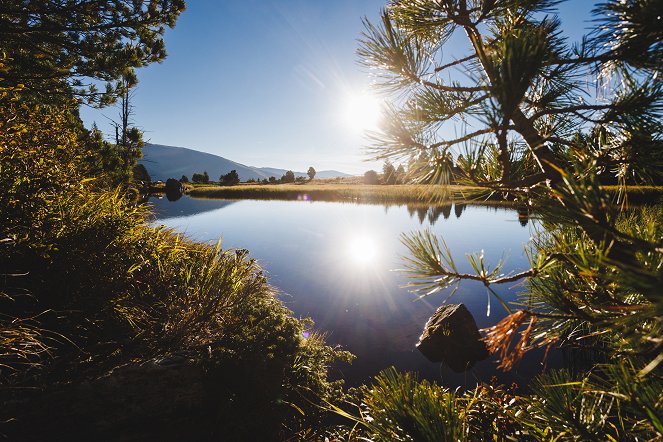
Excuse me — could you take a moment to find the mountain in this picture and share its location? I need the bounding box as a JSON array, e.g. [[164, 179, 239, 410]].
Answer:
[[140, 143, 269, 181], [256, 167, 352, 180], [140, 143, 352, 181]]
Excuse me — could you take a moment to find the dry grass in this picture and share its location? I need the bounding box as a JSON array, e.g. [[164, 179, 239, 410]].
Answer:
[[151, 179, 663, 205], [185, 182, 495, 205]]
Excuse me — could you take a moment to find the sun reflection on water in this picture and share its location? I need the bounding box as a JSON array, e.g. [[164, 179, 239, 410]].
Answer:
[[347, 234, 379, 265]]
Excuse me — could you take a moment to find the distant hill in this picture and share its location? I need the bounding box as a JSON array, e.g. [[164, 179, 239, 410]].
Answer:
[[256, 167, 352, 180], [140, 143, 352, 182], [140, 144, 268, 181]]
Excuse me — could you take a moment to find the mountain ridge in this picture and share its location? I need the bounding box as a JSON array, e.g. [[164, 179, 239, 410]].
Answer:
[[139, 143, 352, 181]]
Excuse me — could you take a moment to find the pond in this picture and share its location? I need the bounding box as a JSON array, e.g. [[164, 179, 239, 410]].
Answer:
[[149, 196, 556, 388]]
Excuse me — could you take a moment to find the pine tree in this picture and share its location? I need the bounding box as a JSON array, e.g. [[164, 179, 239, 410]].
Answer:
[[353, 0, 662, 439], [0, 0, 186, 106]]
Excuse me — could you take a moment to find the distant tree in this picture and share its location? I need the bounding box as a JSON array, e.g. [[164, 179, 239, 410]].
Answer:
[[220, 170, 240, 186], [281, 170, 295, 183], [111, 71, 144, 173], [191, 172, 209, 184], [246, 178, 256, 183], [382, 161, 397, 185], [395, 164, 406, 184], [307, 166, 316, 180], [261, 178, 268, 184], [295, 176, 307, 183], [268, 176, 277, 183], [364, 170, 379, 185], [180, 175, 189, 183]]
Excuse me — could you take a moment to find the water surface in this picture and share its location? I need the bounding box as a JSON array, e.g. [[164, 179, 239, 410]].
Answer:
[[150, 196, 550, 387]]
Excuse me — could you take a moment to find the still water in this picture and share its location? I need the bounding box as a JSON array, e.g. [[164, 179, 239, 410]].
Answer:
[[150, 196, 549, 388]]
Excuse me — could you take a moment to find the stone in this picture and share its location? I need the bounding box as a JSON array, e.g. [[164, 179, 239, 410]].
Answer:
[[165, 177, 184, 201], [416, 303, 489, 372]]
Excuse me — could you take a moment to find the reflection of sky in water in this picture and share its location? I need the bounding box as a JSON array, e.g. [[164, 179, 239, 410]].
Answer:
[[151, 197, 551, 388]]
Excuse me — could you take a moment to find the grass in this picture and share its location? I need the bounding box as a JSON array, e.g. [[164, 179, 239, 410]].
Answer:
[[184, 182, 499, 205], [188, 183, 478, 204], [151, 179, 663, 205], [1, 186, 352, 439]]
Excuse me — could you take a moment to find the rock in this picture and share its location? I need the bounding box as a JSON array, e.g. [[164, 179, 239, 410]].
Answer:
[[416, 303, 489, 372], [165, 178, 184, 201]]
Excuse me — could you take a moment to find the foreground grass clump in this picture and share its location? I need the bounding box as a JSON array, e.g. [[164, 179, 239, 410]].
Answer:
[[329, 365, 662, 441], [1, 187, 351, 439]]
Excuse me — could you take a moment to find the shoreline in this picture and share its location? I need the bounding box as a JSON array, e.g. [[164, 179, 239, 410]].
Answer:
[[149, 181, 663, 206]]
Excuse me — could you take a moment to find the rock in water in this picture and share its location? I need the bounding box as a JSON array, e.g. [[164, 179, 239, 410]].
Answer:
[[416, 303, 489, 372], [165, 177, 184, 201]]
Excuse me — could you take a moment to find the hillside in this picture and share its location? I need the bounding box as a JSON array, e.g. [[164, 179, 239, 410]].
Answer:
[[140, 143, 352, 181], [140, 143, 269, 181]]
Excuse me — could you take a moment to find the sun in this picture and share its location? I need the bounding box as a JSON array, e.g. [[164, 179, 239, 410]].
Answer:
[[343, 92, 382, 132]]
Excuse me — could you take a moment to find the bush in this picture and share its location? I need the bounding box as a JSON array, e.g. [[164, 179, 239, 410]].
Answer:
[[363, 170, 379, 184], [220, 169, 240, 186], [0, 96, 350, 440]]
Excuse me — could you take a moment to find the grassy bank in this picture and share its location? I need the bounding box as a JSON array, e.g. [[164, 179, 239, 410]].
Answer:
[[150, 180, 663, 205], [185, 183, 494, 205]]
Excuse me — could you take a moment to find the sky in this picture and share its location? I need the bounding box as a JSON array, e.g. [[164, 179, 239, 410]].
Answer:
[[80, 0, 595, 175]]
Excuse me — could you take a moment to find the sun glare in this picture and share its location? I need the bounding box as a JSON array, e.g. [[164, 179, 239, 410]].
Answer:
[[347, 234, 379, 265], [343, 92, 382, 132]]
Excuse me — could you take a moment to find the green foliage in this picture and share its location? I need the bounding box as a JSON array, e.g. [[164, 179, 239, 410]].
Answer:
[[282, 170, 296, 183], [133, 163, 151, 184], [85, 124, 143, 187], [307, 166, 316, 180], [331, 368, 537, 441], [0, 0, 186, 106], [220, 169, 240, 186], [192, 171, 210, 183]]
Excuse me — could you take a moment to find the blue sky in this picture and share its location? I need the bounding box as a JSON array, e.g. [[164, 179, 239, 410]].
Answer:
[[81, 0, 595, 175]]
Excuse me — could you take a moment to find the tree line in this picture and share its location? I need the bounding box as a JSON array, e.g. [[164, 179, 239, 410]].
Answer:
[[180, 166, 317, 186]]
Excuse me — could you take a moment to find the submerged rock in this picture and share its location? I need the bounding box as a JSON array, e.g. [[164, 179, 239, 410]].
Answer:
[[416, 303, 489, 372]]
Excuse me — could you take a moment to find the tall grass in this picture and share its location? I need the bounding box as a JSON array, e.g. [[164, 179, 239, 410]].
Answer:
[[179, 183, 662, 205], [185, 183, 496, 205], [1, 186, 351, 439]]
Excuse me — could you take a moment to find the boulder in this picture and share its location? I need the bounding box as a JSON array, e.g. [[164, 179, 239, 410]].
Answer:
[[165, 178, 184, 201], [416, 303, 489, 372]]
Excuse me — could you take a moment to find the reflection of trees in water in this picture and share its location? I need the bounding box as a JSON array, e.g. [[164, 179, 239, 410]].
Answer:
[[517, 206, 529, 227], [165, 188, 183, 201], [402, 203, 530, 227], [416, 207, 427, 224], [406, 203, 456, 225]]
